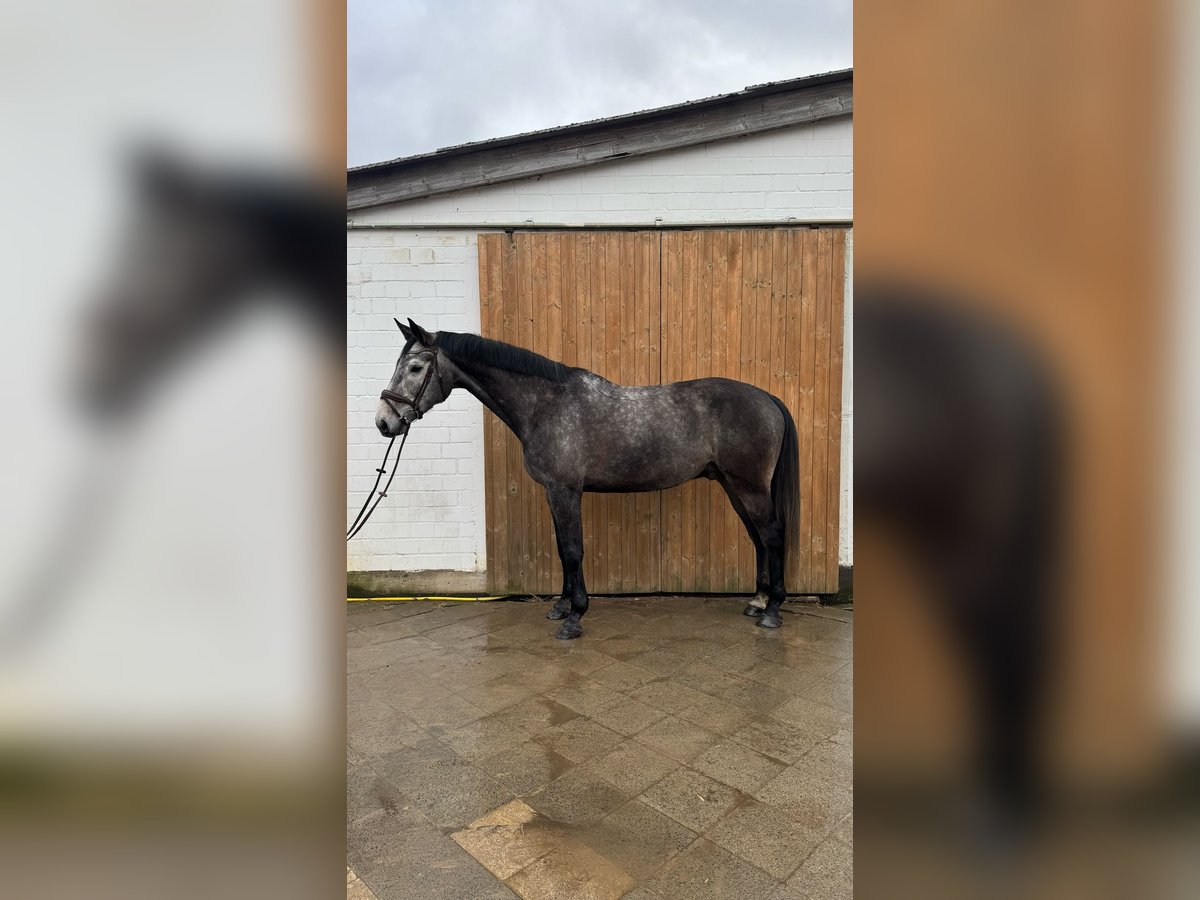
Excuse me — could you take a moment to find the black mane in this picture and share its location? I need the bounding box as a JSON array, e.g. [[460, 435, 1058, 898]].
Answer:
[[428, 332, 572, 383]]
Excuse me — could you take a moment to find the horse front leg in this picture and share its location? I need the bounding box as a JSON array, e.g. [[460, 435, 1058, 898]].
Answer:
[[546, 513, 572, 620], [545, 485, 587, 640]]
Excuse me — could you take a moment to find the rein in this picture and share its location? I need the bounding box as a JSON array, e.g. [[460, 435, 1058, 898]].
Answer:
[[346, 350, 440, 541]]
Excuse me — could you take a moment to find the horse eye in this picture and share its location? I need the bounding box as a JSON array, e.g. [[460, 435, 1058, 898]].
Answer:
[[409, 364, 423, 373]]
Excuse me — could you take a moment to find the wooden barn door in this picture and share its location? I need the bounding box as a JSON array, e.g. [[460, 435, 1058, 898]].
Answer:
[[479, 228, 845, 596]]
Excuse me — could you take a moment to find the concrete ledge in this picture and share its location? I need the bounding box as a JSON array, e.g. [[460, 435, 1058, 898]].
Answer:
[[346, 568, 854, 601], [348, 569, 490, 598]]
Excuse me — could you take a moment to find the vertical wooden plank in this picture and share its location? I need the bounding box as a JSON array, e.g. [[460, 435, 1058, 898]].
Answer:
[[707, 230, 728, 592], [510, 233, 530, 591], [592, 232, 612, 591], [561, 234, 578, 368], [489, 234, 506, 592], [769, 230, 788, 424], [797, 228, 818, 593], [824, 228, 846, 593], [499, 232, 515, 594], [579, 232, 601, 593], [679, 230, 699, 592], [736, 230, 756, 591], [503, 233, 524, 593], [693, 230, 713, 591], [526, 232, 542, 593], [753, 231, 773, 434], [603, 229, 617, 594], [529, 232, 548, 592], [478, 235, 497, 592], [661, 233, 683, 592], [774, 229, 788, 588], [629, 232, 643, 593], [727, 231, 745, 592], [630, 232, 645, 592], [810, 228, 833, 593], [593, 229, 609, 594], [543, 233, 564, 593], [782, 229, 804, 591], [621, 232, 636, 593], [574, 234, 595, 593], [644, 230, 662, 593]]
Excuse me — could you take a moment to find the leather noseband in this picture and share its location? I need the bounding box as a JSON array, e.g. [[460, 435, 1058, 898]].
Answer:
[[380, 350, 440, 423]]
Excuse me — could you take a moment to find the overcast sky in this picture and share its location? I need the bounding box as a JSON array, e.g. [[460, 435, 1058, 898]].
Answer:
[[349, 0, 852, 168]]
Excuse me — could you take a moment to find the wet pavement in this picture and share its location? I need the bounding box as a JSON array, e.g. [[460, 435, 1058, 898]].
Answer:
[[347, 596, 852, 899]]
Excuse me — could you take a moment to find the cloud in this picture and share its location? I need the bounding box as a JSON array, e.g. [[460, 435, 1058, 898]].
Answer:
[[348, 0, 852, 167]]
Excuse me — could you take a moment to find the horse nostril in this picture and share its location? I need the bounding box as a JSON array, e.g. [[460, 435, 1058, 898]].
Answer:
[[376, 418, 390, 435]]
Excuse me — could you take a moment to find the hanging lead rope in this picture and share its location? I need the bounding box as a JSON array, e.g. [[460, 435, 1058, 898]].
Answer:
[[348, 347, 440, 541], [347, 429, 410, 541]]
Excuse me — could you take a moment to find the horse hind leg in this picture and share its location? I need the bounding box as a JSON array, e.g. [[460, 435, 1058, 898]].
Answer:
[[746, 543, 770, 616], [719, 476, 784, 627], [758, 526, 787, 628]]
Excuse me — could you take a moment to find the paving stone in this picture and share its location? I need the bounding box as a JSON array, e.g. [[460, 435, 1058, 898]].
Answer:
[[643, 838, 783, 900], [691, 738, 787, 794], [534, 716, 623, 764], [636, 716, 722, 763], [785, 835, 852, 900], [582, 740, 680, 795], [640, 767, 743, 833]]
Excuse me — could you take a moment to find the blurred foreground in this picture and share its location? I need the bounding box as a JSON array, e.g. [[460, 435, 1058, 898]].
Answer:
[[0, 2, 344, 898], [855, 1, 1200, 898]]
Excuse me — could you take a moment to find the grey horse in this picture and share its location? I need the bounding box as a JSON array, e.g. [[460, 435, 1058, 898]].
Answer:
[[376, 318, 799, 640]]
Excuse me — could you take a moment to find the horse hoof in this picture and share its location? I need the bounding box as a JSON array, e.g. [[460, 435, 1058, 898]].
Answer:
[[546, 606, 568, 620], [757, 614, 782, 629], [743, 604, 764, 617], [555, 622, 583, 640]]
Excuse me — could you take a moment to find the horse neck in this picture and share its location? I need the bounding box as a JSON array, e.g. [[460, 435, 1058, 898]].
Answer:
[[448, 357, 559, 441], [229, 183, 343, 339]]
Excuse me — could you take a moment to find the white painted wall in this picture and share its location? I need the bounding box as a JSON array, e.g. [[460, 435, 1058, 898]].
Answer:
[[349, 117, 852, 229], [348, 116, 853, 577], [346, 231, 488, 573]]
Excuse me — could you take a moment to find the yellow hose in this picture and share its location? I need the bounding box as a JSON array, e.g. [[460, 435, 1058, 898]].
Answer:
[[347, 595, 507, 602]]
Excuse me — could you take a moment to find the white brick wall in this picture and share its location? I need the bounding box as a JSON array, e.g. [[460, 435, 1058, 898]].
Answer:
[[346, 230, 487, 573], [348, 116, 853, 577]]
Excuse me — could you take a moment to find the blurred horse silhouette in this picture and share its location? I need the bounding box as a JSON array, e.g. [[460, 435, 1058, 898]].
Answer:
[[857, 283, 1064, 822], [83, 147, 342, 416], [0, 148, 341, 659]]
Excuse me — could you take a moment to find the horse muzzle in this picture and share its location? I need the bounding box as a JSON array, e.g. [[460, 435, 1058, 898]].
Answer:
[[376, 413, 409, 437]]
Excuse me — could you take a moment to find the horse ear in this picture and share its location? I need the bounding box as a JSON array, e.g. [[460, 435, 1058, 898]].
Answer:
[[395, 317, 415, 342], [408, 318, 435, 346], [133, 143, 195, 202]]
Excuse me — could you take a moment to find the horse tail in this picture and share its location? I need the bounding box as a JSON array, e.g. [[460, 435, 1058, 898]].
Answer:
[[767, 394, 800, 546]]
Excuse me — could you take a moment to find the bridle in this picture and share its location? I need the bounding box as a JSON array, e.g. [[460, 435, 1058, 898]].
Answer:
[[379, 349, 440, 424], [347, 348, 442, 541]]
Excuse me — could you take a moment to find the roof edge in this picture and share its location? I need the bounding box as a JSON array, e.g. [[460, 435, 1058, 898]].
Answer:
[[348, 69, 852, 211], [351, 68, 852, 175]]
